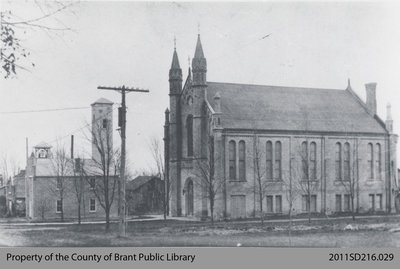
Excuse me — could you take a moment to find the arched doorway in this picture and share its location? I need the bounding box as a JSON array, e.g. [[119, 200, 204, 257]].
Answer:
[[185, 179, 194, 216]]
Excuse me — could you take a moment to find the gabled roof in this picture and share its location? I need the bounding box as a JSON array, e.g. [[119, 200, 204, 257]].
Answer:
[[33, 158, 117, 177], [34, 142, 52, 148], [206, 82, 387, 134], [126, 176, 160, 191], [92, 98, 113, 105]]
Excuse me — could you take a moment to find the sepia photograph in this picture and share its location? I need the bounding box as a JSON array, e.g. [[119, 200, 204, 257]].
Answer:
[[0, 0, 400, 248]]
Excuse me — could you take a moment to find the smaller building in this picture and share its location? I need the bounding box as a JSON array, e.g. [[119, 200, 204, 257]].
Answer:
[[126, 176, 164, 215]]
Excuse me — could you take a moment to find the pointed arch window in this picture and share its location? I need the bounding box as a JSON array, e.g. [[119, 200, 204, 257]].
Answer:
[[310, 142, 316, 180], [186, 115, 193, 156], [274, 141, 282, 180], [376, 143, 381, 179], [335, 143, 342, 180], [301, 142, 308, 180], [266, 141, 273, 181], [239, 141, 246, 181], [344, 143, 350, 180], [229, 141, 236, 180], [367, 143, 373, 179]]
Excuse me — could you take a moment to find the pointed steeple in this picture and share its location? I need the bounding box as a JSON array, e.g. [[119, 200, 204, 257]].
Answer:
[[169, 42, 182, 94], [171, 49, 181, 69], [194, 34, 204, 59], [192, 34, 207, 86]]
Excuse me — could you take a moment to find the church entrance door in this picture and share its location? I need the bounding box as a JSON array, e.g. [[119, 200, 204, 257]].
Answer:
[[186, 179, 194, 216], [231, 195, 246, 219]]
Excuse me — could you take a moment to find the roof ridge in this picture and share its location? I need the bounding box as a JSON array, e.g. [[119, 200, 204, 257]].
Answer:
[[207, 81, 345, 92]]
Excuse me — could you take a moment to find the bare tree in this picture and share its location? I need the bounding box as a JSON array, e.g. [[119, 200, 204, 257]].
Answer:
[[86, 119, 118, 232], [49, 142, 71, 222], [148, 137, 169, 220], [252, 135, 271, 225], [36, 195, 52, 220], [193, 135, 224, 225], [72, 157, 85, 224], [339, 137, 361, 221], [1, 1, 77, 78]]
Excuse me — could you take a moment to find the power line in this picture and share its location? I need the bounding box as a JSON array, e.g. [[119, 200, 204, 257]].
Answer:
[[0, 106, 89, 114]]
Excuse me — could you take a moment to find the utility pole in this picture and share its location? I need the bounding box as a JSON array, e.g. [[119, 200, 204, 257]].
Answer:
[[98, 85, 149, 237]]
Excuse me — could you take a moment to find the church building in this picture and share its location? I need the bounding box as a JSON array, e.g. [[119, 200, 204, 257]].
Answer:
[[164, 34, 399, 219]]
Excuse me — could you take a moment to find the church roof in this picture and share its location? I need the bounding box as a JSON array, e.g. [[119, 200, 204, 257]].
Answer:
[[206, 82, 387, 134], [92, 98, 113, 105]]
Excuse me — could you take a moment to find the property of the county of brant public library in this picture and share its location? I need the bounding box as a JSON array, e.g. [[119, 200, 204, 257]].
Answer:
[[1, 32, 400, 247]]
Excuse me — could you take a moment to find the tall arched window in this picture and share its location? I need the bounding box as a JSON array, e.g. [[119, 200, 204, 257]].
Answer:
[[274, 141, 282, 180], [239, 141, 246, 181], [367, 143, 373, 179], [376, 143, 381, 179], [186, 115, 193, 156], [229, 141, 236, 180], [266, 141, 273, 180], [344, 143, 350, 180], [335, 143, 342, 180], [310, 142, 316, 180], [301, 142, 308, 180]]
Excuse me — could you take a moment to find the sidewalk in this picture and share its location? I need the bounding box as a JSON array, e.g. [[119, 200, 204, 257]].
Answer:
[[0, 213, 399, 227]]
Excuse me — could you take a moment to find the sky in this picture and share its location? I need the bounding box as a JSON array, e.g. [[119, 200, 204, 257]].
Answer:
[[1, 1, 400, 176]]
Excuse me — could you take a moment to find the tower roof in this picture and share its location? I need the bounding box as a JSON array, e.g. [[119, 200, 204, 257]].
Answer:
[[171, 49, 181, 69], [194, 34, 204, 59], [92, 98, 113, 105]]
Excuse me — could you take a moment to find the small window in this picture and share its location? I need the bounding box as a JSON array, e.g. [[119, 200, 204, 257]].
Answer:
[[186, 115, 193, 156], [302, 195, 309, 212], [102, 119, 108, 129], [335, 143, 342, 180], [367, 143, 374, 179], [238, 141, 246, 181], [335, 194, 342, 212], [344, 194, 350, 212], [309, 142, 316, 180], [275, 195, 282, 213], [310, 195, 317, 212], [90, 198, 96, 212], [266, 141, 273, 180], [229, 141, 236, 180], [376, 144, 381, 180], [89, 178, 96, 189], [376, 194, 382, 210], [266, 195, 273, 213], [301, 142, 308, 180], [344, 143, 350, 181], [56, 178, 62, 189], [274, 141, 282, 180], [56, 200, 62, 213], [369, 194, 375, 211]]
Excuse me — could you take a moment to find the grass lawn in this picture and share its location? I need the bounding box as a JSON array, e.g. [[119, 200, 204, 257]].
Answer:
[[0, 216, 399, 247]]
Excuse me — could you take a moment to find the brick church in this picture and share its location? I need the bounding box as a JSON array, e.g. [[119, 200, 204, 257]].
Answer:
[[164, 34, 399, 219]]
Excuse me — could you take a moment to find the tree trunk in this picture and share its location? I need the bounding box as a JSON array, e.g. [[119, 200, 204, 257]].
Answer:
[[210, 198, 214, 226], [105, 207, 110, 233], [351, 196, 356, 221], [259, 192, 264, 225], [78, 200, 81, 225], [288, 206, 292, 247]]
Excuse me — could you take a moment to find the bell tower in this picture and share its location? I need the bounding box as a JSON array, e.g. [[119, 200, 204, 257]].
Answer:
[[168, 42, 183, 216], [91, 98, 113, 162]]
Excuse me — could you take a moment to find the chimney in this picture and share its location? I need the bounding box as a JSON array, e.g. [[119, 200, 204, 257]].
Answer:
[[365, 82, 377, 115], [386, 103, 393, 133]]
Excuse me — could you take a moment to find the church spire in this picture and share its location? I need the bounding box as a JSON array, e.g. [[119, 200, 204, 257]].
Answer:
[[192, 34, 207, 86], [194, 34, 205, 59], [169, 40, 182, 94]]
